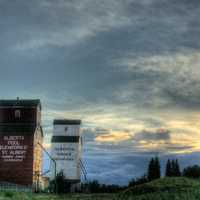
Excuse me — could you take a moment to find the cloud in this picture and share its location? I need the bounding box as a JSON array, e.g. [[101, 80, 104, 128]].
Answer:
[[134, 129, 171, 141], [115, 51, 200, 109], [95, 130, 133, 143], [11, 0, 132, 51]]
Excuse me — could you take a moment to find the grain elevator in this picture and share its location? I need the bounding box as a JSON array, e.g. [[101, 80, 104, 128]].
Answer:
[[0, 99, 43, 190], [50, 119, 82, 191]]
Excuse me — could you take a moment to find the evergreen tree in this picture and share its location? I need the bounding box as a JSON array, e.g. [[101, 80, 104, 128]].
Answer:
[[171, 159, 177, 176], [165, 159, 172, 177], [147, 157, 161, 181], [147, 158, 155, 181], [175, 159, 181, 176], [155, 157, 161, 179], [165, 159, 181, 177]]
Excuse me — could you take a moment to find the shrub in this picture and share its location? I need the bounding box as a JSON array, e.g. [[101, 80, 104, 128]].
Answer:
[[4, 191, 14, 198], [183, 165, 200, 178]]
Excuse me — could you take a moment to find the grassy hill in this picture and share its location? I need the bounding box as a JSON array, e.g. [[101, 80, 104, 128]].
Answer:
[[118, 177, 200, 200], [1, 177, 200, 199]]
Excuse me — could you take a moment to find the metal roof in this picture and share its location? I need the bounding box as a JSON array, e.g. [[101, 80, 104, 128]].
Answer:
[[53, 119, 81, 125], [0, 99, 41, 109]]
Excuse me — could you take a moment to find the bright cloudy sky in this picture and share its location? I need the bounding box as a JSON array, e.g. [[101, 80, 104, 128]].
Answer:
[[1, 0, 200, 185]]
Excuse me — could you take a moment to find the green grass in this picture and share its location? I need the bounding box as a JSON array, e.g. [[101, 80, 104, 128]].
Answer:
[[119, 177, 200, 200], [1, 177, 200, 200], [0, 192, 116, 200]]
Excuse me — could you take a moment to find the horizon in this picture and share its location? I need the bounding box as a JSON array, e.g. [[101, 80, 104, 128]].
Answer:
[[1, 0, 200, 185]]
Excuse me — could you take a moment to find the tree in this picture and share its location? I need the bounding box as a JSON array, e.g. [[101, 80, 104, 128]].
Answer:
[[128, 174, 148, 187], [154, 157, 161, 178], [165, 159, 172, 177], [147, 157, 161, 181], [165, 159, 181, 177], [183, 165, 200, 178], [81, 181, 124, 193], [89, 180, 101, 193], [175, 159, 181, 177], [56, 170, 66, 193], [147, 158, 154, 181], [171, 159, 175, 176], [50, 170, 70, 193]]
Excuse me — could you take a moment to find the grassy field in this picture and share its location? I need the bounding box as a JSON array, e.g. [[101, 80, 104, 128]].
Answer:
[[119, 177, 200, 200], [1, 177, 200, 200], [0, 192, 116, 200]]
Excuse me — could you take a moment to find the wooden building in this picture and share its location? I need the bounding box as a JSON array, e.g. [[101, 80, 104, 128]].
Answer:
[[0, 99, 43, 190]]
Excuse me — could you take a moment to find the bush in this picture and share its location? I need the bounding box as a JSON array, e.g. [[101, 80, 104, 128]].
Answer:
[[182, 165, 200, 178], [50, 170, 71, 193], [4, 191, 14, 198], [81, 180, 124, 193], [128, 174, 148, 187]]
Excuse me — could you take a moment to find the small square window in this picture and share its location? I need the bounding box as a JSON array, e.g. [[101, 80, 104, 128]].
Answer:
[[15, 110, 21, 119]]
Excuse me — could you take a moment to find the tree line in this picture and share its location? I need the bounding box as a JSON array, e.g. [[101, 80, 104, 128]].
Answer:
[[50, 158, 200, 193], [129, 157, 200, 187], [148, 157, 181, 181], [49, 171, 126, 193]]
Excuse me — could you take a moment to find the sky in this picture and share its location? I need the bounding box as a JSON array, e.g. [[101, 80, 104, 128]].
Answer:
[[1, 0, 200, 185]]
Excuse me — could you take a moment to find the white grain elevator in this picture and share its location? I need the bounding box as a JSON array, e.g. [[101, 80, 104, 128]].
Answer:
[[50, 119, 82, 190]]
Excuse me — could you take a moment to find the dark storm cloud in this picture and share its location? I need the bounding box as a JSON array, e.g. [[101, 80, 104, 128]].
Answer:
[[0, 0, 200, 110], [163, 81, 200, 109]]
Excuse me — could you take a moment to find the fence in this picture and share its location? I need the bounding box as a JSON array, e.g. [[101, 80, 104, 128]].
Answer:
[[0, 181, 32, 192]]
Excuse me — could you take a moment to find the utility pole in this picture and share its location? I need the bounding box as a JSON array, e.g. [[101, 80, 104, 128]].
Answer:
[[38, 142, 57, 193]]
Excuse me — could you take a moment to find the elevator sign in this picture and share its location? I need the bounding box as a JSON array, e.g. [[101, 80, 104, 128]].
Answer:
[[53, 145, 75, 161], [0, 136, 28, 162]]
